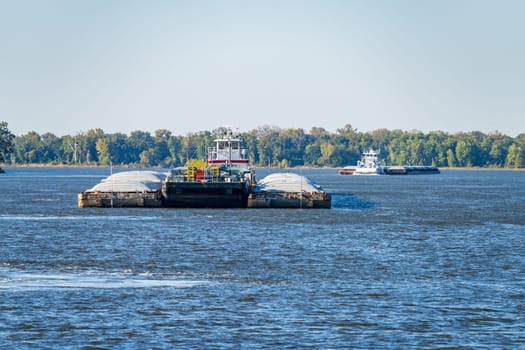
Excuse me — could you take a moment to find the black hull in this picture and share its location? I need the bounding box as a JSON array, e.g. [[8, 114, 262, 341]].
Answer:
[[161, 181, 249, 208], [384, 166, 440, 175]]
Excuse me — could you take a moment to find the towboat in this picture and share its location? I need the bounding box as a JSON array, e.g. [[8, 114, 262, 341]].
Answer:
[[353, 149, 384, 175], [161, 128, 255, 208]]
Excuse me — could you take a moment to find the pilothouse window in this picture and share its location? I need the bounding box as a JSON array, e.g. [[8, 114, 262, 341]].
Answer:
[[217, 141, 239, 150]]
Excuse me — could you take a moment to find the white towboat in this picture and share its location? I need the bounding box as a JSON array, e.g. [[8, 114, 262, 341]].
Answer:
[[354, 149, 384, 175]]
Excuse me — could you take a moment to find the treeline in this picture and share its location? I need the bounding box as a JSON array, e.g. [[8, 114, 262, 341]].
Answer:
[[6, 125, 525, 168]]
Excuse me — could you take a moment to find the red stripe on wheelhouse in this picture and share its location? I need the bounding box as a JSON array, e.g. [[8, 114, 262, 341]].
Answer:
[[208, 160, 249, 164]]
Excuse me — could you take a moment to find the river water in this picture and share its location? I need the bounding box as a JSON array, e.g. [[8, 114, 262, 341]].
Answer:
[[1, 167, 524, 349]]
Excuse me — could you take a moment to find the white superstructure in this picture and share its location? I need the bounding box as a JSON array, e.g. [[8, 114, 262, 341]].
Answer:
[[354, 149, 384, 175], [207, 128, 249, 170]]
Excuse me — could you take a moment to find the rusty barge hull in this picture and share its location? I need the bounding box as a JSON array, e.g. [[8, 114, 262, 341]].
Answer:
[[247, 192, 331, 209], [78, 191, 163, 208], [78, 188, 331, 209]]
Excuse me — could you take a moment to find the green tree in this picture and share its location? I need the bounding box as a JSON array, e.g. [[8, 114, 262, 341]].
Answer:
[[426, 132, 448, 166], [304, 143, 322, 166], [59, 135, 85, 164], [505, 143, 524, 168], [40, 133, 61, 164], [167, 135, 184, 166], [255, 126, 281, 166], [182, 133, 197, 164], [406, 133, 425, 165], [128, 131, 154, 164], [4, 124, 525, 168], [309, 126, 329, 138], [515, 133, 525, 145], [482, 131, 512, 167], [319, 142, 335, 164], [242, 130, 260, 166], [96, 138, 111, 165], [153, 129, 173, 166], [14, 132, 44, 164], [140, 149, 160, 167], [0, 122, 15, 163], [455, 139, 473, 167], [83, 129, 105, 164], [193, 131, 213, 161], [336, 124, 358, 139], [371, 128, 395, 159], [446, 149, 456, 167], [107, 133, 131, 165], [279, 128, 307, 167]]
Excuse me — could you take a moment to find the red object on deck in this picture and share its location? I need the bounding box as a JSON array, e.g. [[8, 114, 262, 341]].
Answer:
[[195, 169, 205, 181]]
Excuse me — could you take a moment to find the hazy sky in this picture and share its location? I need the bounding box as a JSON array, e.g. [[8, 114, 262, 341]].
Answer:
[[1, 0, 524, 137]]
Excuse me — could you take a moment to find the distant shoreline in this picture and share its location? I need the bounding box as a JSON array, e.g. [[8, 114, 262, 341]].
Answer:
[[1, 164, 524, 171], [1, 164, 138, 169]]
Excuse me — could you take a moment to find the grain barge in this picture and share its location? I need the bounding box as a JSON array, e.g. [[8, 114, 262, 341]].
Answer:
[[77, 171, 164, 208], [247, 173, 331, 208]]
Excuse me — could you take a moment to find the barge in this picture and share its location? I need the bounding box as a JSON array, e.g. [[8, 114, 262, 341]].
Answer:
[[247, 173, 331, 209], [383, 166, 440, 175], [77, 171, 164, 208]]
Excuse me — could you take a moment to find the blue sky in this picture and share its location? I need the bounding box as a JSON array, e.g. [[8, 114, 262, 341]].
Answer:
[[1, 0, 524, 136]]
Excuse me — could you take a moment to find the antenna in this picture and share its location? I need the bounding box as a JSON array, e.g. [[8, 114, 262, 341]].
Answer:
[[109, 159, 114, 208], [300, 169, 303, 209]]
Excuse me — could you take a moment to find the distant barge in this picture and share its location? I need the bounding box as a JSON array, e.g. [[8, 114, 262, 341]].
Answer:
[[78, 129, 331, 209], [338, 149, 439, 175], [383, 166, 440, 175], [339, 165, 440, 175]]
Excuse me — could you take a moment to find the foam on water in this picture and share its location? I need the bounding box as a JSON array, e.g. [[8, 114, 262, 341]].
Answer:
[[0, 214, 159, 221], [0, 271, 209, 290]]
